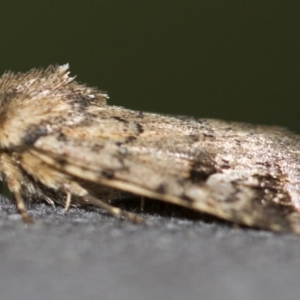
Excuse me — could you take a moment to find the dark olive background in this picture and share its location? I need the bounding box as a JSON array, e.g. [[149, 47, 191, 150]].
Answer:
[[0, 1, 299, 131]]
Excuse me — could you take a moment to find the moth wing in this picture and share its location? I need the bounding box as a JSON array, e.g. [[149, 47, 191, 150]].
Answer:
[[27, 125, 300, 234]]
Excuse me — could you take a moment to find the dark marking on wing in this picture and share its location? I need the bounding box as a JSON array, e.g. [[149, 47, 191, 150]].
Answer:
[[189, 154, 217, 183], [115, 136, 137, 147], [156, 183, 167, 194], [101, 169, 115, 179], [135, 122, 144, 134], [113, 116, 128, 123], [23, 126, 48, 145], [57, 132, 67, 142], [137, 111, 144, 118]]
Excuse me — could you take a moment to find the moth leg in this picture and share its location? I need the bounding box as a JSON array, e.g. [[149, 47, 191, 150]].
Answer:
[[14, 191, 33, 223], [62, 180, 145, 223], [45, 197, 55, 206], [140, 196, 145, 211], [84, 194, 145, 224], [64, 192, 72, 211], [108, 190, 113, 204], [0, 153, 33, 223], [116, 190, 122, 200]]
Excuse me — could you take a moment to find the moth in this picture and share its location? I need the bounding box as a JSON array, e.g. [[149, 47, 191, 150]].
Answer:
[[1, 64, 300, 234]]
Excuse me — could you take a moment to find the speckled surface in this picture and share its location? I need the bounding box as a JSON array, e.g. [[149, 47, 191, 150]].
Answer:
[[0, 195, 300, 300]]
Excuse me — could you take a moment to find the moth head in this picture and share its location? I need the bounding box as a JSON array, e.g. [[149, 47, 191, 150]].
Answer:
[[0, 64, 108, 149]]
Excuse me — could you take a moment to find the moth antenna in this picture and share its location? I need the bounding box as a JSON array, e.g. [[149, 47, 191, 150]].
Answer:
[[84, 194, 145, 224]]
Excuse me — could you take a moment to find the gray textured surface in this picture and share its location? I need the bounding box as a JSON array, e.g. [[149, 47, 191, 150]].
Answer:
[[1, 195, 300, 300]]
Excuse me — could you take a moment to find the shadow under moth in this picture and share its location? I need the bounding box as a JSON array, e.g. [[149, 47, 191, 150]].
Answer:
[[1, 64, 300, 234]]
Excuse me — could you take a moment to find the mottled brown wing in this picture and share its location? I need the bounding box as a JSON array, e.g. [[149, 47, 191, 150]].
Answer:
[[28, 107, 300, 234]]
